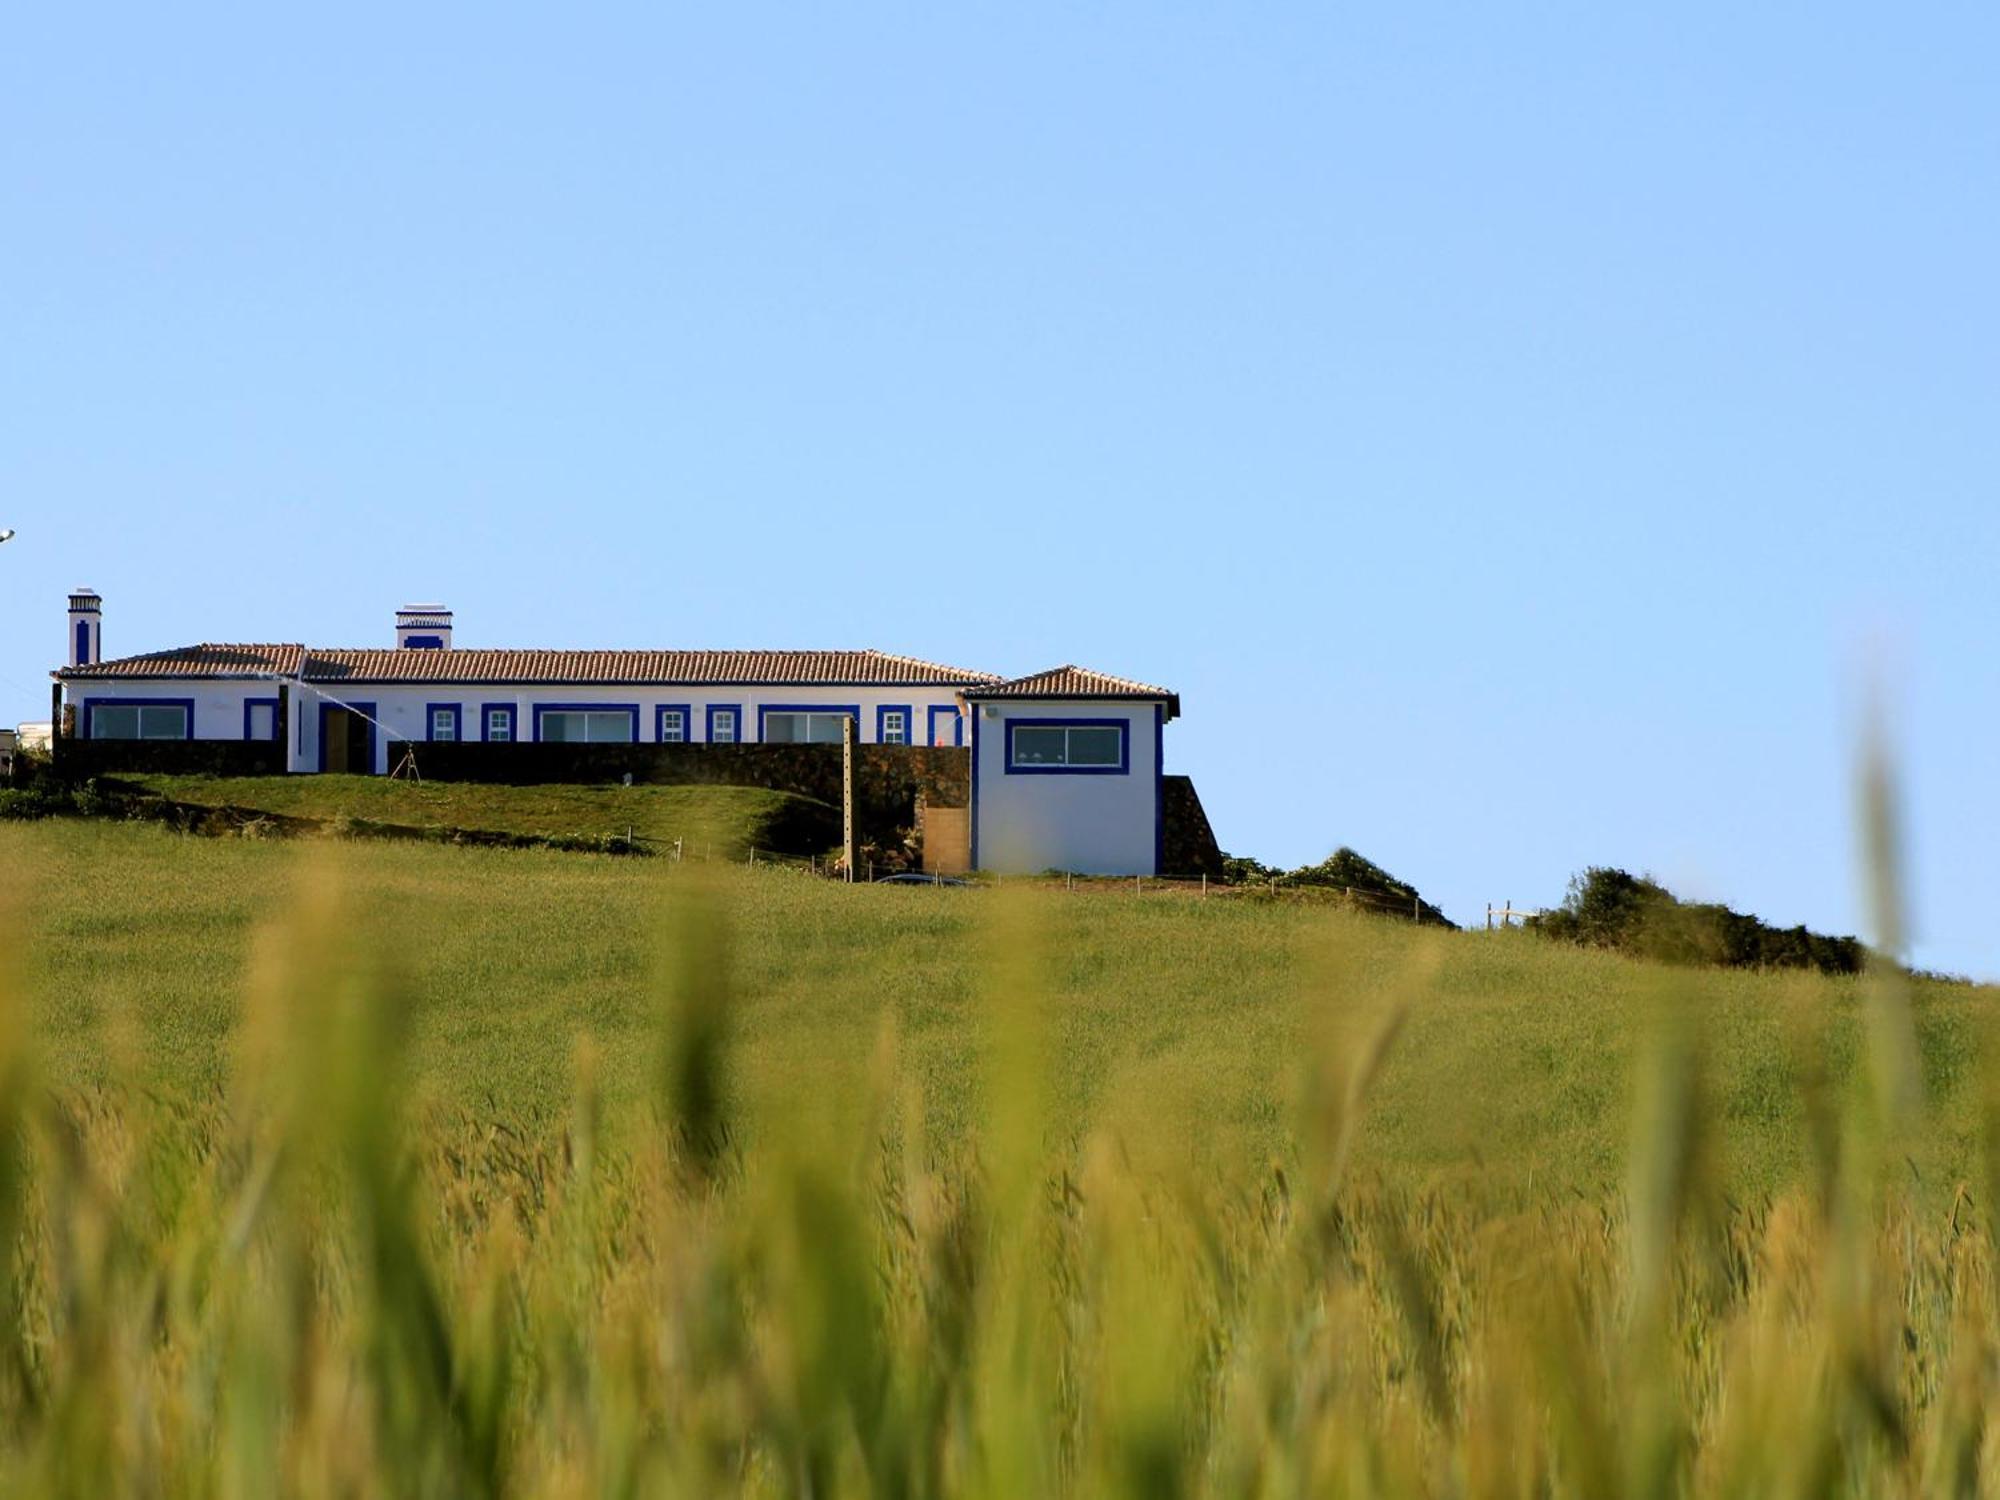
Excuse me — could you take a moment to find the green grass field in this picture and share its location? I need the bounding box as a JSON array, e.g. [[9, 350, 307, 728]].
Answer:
[[9, 818, 1990, 1200], [5, 816, 1999, 1494], [120, 771, 837, 857]]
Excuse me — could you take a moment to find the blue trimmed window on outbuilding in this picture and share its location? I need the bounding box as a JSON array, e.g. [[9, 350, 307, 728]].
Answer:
[[483, 705, 515, 742], [1005, 719, 1128, 773], [877, 705, 911, 745], [428, 705, 461, 742], [657, 706, 691, 743], [707, 705, 741, 743]]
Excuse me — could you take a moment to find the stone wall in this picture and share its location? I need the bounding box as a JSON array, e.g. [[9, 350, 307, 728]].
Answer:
[[1160, 775, 1225, 880], [56, 738, 288, 779]]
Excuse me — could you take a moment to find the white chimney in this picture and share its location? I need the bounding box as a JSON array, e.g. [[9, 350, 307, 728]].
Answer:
[[395, 604, 452, 650], [68, 589, 102, 667]]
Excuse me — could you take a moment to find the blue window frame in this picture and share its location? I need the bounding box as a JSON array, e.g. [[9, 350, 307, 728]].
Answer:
[[757, 704, 861, 744], [706, 704, 742, 744], [926, 704, 962, 747], [426, 703, 462, 742], [655, 704, 693, 743], [243, 697, 280, 741], [876, 704, 913, 746], [1002, 717, 1130, 775], [84, 697, 194, 741], [481, 703, 516, 743], [533, 704, 640, 743], [74, 620, 91, 665]]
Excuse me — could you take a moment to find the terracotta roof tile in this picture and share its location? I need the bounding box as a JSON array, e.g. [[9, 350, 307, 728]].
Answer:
[[963, 664, 1180, 716], [55, 644, 305, 680], [59, 645, 998, 688]]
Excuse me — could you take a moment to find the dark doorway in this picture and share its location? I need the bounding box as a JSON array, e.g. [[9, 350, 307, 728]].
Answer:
[[318, 703, 376, 774]]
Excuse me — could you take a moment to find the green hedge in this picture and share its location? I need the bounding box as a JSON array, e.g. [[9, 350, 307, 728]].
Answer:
[[1531, 867, 1866, 975]]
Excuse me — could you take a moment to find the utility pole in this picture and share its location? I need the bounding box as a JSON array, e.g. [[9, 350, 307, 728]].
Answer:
[[841, 713, 857, 881]]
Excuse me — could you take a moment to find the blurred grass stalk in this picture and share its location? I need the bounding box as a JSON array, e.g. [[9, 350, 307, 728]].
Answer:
[[0, 731, 1989, 1497]]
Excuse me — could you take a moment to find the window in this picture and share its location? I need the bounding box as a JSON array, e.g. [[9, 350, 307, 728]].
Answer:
[[429, 706, 459, 742], [762, 710, 854, 744], [539, 709, 635, 743], [880, 709, 908, 745], [484, 707, 514, 743], [928, 705, 962, 747], [708, 707, 740, 744], [659, 709, 687, 743], [245, 700, 278, 741], [90, 703, 189, 740], [1006, 720, 1127, 772]]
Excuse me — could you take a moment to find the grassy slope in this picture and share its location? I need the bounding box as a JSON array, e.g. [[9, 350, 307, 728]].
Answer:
[[5, 817, 1992, 1200], [121, 772, 831, 857]]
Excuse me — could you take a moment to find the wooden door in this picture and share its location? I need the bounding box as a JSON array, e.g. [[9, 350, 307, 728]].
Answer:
[[324, 709, 367, 773]]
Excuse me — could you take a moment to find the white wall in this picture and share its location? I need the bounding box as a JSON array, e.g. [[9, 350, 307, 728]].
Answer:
[[970, 699, 1164, 876], [71, 679, 970, 775], [71, 681, 274, 747]]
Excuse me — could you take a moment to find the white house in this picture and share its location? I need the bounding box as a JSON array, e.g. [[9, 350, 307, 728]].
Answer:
[[49, 593, 1185, 875]]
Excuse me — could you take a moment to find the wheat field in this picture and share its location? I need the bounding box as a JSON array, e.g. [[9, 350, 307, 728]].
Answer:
[[1, 818, 1995, 1496]]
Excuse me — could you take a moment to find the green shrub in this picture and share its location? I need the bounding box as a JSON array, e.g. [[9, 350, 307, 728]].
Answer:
[[0, 785, 77, 820], [1534, 866, 1866, 974]]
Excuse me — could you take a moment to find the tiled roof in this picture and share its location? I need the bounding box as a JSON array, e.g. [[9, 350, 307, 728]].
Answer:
[[55, 644, 306, 680], [58, 645, 999, 688], [964, 665, 1180, 716]]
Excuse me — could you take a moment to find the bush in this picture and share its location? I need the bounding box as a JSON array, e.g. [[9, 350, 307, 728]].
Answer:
[[1222, 846, 1452, 926], [1533, 867, 1866, 975], [0, 784, 79, 820]]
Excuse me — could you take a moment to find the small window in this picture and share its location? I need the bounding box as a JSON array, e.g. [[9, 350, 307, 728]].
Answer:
[[710, 710, 738, 744], [246, 703, 277, 741], [660, 710, 686, 743], [91, 704, 189, 741], [1009, 722, 1126, 770], [541, 710, 634, 743], [430, 707, 458, 742], [882, 710, 907, 745], [486, 708, 513, 743]]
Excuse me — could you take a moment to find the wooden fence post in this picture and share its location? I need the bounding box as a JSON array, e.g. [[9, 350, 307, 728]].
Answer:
[[841, 714, 857, 879]]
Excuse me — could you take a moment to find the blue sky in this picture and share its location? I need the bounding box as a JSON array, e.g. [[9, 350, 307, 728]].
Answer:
[[3, 5, 1995, 975]]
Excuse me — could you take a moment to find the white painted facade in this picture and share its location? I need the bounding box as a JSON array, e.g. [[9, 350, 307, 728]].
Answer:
[[61, 679, 970, 776], [969, 698, 1164, 876]]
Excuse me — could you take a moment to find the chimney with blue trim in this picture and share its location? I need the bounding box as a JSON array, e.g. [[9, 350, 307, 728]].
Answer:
[[395, 604, 452, 650], [68, 589, 101, 667]]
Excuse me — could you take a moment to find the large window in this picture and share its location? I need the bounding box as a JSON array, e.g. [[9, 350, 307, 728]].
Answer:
[[761, 710, 855, 744], [538, 709, 636, 743], [89, 702, 190, 740], [1006, 719, 1128, 773]]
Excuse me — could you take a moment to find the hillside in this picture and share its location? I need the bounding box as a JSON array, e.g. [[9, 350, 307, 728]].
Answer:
[[6, 817, 1990, 1201], [116, 772, 838, 858], [5, 816, 1999, 1493]]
